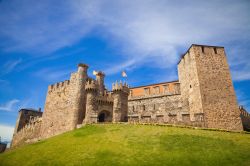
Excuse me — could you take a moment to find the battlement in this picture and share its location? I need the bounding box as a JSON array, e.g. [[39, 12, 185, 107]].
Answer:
[[85, 80, 98, 91], [240, 106, 250, 117], [178, 44, 225, 64], [96, 93, 113, 104], [112, 81, 130, 94], [48, 80, 70, 92]]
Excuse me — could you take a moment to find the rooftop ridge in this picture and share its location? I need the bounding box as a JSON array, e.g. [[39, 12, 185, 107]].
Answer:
[[130, 80, 179, 89]]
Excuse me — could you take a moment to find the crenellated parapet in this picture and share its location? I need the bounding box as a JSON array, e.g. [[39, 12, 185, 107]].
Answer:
[[239, 106, 250, 131], [96, 92, 113, 105], [85, 80, 98, 92], [48, 80, 70, 92], [112, 81, 130, 94], [240, 106, 250, 117]]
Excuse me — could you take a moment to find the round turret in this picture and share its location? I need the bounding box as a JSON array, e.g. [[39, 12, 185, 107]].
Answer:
[[78, 63, 88, 74]]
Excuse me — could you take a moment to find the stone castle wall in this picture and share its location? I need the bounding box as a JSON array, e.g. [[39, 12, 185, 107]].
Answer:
[[12, 116, 42, 147], [240, 106, 250, 131], [128, 94, 183, 122], [40, 73, 79, 138], [128, 94, 204, 127]]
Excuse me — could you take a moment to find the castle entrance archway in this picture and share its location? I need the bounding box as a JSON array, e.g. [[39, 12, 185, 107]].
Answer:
[[98, 110, 112, 122]]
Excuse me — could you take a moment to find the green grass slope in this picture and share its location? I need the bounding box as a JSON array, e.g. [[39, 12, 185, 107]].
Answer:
[[0, 124, 250, 166]]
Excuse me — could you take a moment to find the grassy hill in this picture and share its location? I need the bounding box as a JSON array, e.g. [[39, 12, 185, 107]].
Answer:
[[0, 124, 250, 166]]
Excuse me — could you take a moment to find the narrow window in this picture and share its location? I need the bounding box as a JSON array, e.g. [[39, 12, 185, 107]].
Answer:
[[190, 85, 192, 88], [142, 105, 145, 111]]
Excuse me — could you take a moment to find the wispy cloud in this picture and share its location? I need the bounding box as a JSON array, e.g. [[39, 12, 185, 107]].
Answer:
[[0, 0, 250, 79], [71, 0, 250, 70], [0, 99, 19, 112], [235, 89, 250, 112], [228, 46, 250, 81], [232, 69, 250, 81], [104, 59, 136, 75], [1, 58, 22, 75], [33, 67, 73, 82], [0, 1, 92, 55]]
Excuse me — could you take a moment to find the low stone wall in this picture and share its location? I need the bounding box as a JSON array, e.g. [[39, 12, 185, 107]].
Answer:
[[128, 113, 205, 128], [11, 118, 42, 147], [240, 107, 250, 131]]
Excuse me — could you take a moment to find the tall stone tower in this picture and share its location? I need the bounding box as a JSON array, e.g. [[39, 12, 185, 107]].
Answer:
[[72, 64, 89, 126], [178, 44, 243, 131], [112, 82, 129, 122], [84, 80, 98, 124], [40, 63, 89, 138]]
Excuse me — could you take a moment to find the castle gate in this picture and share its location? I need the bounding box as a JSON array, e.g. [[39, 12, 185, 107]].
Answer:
[[98, 110, 112, 122]]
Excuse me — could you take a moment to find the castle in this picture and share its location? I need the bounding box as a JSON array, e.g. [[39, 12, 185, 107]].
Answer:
[[11, 44, 250, 147]]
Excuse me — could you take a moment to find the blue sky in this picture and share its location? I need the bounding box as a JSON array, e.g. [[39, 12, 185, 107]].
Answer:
[[0, 0, 250, 143]]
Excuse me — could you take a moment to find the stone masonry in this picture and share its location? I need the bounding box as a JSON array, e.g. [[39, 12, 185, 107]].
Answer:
[[11, 44, 250, 147]]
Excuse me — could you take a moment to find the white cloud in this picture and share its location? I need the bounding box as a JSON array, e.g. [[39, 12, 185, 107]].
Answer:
[[67, 0, 250, 76], [0, 0, 250, 79], [0, 99, 19, 112], [232, 69, 250, 81], [0, 124, 14, 143], [104, 59, 136, 75]]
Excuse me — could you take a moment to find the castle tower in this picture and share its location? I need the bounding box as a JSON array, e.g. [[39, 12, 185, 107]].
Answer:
[[178, 44, 243, 131], [84, 80, 98, 124], [112, 81, 130, 122], [96, 71, 105, 96], [71, 63, 88, 127]]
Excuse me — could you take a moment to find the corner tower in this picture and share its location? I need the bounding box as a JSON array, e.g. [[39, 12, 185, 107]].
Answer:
[[178, 44, 243, 131]]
